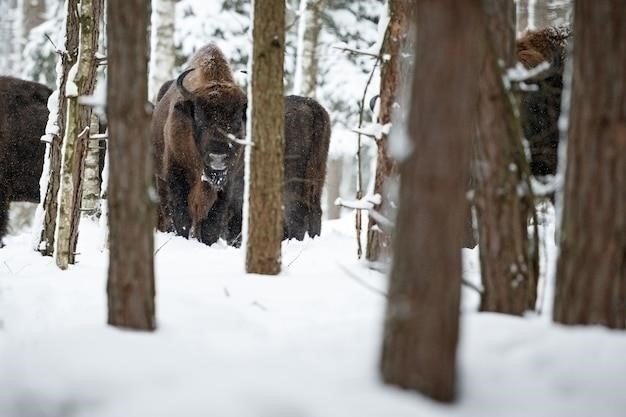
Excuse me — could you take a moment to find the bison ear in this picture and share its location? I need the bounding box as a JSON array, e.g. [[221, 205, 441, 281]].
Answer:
[[174, 99, 194, 119]]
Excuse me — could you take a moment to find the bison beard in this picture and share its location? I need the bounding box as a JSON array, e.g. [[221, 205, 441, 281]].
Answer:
[[516, 26, 570, 178], [0, 76, 51, 246], [152, 43, 247, 245], [224, 95, 331, 247]]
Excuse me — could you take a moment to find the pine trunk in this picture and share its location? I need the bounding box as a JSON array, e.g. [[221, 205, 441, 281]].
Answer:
[[380, 0, 483, 403], [148, 0, 176, 101], [54, 0, 102, 269], [365, 0, 410, 263], [106, 0, 155, 330], [475, 0, 538, 315], [245, 0, 285, 276], [35, 0, 79, 256], [553, 1, 626, 329]]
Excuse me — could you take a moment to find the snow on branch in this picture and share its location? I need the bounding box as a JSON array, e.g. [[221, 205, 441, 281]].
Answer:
[[335, 193, 382, 210], [351, 122, 392, 141]]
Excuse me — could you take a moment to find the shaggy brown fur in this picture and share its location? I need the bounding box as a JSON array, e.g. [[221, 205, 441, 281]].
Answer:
[[516, 26, 570, 178], [224, 95, 331, 245], [0, 76, 51, 246], [152, 43, 247, 245]]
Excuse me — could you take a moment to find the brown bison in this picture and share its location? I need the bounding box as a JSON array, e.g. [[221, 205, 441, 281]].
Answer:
[[152, 43, 247, 245], [0, 76, 51, 247], [516, 26, 570, 178], [224, 95, 331, 246]]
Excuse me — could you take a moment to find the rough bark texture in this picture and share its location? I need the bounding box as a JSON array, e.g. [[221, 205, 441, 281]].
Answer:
[[36, 0, 79, 256], [106, 0, 155, 330], [553, 1, 626, 329], [244, 0, 285, 275], [293, 0, 324, 97], [54, 0, 102, 268], [380, 0, 483, 403], [475, 0, 538, 315], [148, 0, 175, 101], [365, 0, 410, 263]]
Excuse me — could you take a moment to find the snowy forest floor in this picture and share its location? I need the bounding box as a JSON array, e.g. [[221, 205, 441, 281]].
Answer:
[[2, 209, 626, 417]]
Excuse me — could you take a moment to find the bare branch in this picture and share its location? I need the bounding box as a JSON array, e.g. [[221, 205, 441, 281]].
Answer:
[[332, 45, 380, 58]]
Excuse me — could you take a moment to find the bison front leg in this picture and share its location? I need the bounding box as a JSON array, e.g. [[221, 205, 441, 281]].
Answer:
[[188, 181, 217, 240], [199, 193, 228, 246], [167, 164, 192, 238]]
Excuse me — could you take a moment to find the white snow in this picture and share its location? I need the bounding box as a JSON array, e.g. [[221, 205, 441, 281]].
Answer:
[[2, 211, 626, 417]]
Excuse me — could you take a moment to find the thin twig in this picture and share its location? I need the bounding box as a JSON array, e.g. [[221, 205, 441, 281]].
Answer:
[[337, 262, 388, 298], [154, 234, 175, 256], [332, 45, 380, 58]]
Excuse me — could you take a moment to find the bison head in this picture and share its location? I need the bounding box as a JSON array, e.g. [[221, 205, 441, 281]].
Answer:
[[175, 68, 246, 189]]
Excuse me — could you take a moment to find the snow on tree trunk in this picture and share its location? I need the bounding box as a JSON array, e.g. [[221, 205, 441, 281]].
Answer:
[[35, 0, 79, 256], [106, 0, 155, 330], [148, 0, 175, 101], [365, 0, 410, 263], [80, 113, 102, 217], [379, 0, 484, 403], [54, 0, 102, 269], [474, 0, 539, 315], [553, 1, 626, 329], [292, 0, 324, 97], [244, 0, 285, 276]]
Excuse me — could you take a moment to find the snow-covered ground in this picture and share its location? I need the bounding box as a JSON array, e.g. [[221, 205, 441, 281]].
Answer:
[[2, 212, 626, 417]]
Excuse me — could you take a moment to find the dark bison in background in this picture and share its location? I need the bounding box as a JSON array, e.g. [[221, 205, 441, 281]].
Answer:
[[224, 95, 331, 246], [516, 26, 570, 178], [0, 76, 51, 247], [152, 43, 247, 245]]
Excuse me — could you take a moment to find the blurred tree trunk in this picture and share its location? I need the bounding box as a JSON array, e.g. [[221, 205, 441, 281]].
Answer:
[[293, 0, 324, 97], [380, 0, 483, 403], [245, 0, 285, 275], [365, 0, 411, 263], [474, 0, 538, 315], [148, 0, 175, 101], [54, 0, 103, 269], [553, 1, 626, 329], [35, 0, 79, 256], [106, 0, 155, 330], [325, 156, 342, 220]]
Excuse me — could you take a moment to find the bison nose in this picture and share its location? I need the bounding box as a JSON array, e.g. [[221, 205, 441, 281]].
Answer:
[[208, 153, 228, 170]]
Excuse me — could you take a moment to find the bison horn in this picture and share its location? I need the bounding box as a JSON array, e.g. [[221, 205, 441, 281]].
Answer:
[[176, 68, 195, 100]]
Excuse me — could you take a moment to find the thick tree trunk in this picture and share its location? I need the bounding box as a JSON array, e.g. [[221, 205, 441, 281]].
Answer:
[[475, 0, 538, 315], [35, 0, 79, 256], [54, 0, 102, 269], [553, 1, 626, 329], [380, 0, 483, 403], [106, 0, 155, 330], [293, 0, 324, 97], [245, 0, 285, 275], [148, 0, 175, 101], [365, 0, 410, 263]]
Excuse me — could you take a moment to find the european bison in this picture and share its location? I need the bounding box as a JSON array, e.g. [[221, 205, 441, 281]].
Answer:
[[224, 95, 331, 246], [152, 43, 247, 245], [0, 76, 51, 246], [516, 26, 570, 178]]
